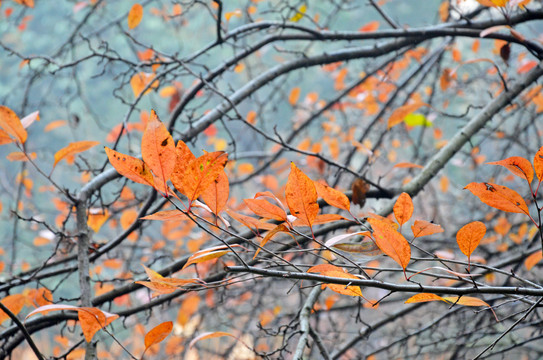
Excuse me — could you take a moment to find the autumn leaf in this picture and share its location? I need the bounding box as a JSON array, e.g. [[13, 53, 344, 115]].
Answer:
[[368, 218, 411, 273], [135, 281, 177, 296], [464, 182, 530, 215], [331, 240, 383, 264], [0, 105, 27, 144], [170, 140, 196, 195], [131, 72, 159, 97], [534, 146, 543, 182], [285, 163, 319, 228], [308, 264, 368, 299], [144, 321, 173, 353], [393, 192, 413, 226], [289, 4, 306, 22], [177, 151, 228, 205], [244, 198, 288, 222], [140, 209, 188, 221], [105, 147, 155, 187], [53, 141, 100, 168], [292, 213, 347, 226], [313, 180, 350, 211], [486, 156, 534, 183], [183, 244, 242, 269], [200, 171, 229, 216], [25, 304, 118, 342], [0, 128, 14, 145], [288, 87, 301, 105], [87, 208, 109, 233], [387, 102, 427, 129], [351, 178, 370, 207], [6, 151, 36, 161], [254, 223, 293, 259], [0, 294, 25, 324], [393, 162, 423, 169], [411, 220, 444, 238], [141, 110, 176, 193], [128, 3, 143, 29], [405, 293, 446, 304], [525, 251, 542, 270], [225, 210, 276, 232], [189, 332, 237, 349], [456, 221, 486, 270]]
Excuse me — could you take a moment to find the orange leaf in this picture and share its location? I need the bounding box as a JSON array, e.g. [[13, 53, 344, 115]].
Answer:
[[486, 156, 534, 183], [130, 72, 159, 97], [525, 251, 542, 270], [285, 163, 319, 227], [393, 192, 413, 226], [411, 220, 444, 238], [0, 105, 27, 144], [135, 281, 177, 296], [25, 305, 118, 342], [144, 321, 173, 351], [313, 181, 350, 211], [253, 223, 292, 259], [180, 151, 228, 204], [244, 198, 287, 222], [87, 208, 109, 233], [189, 332, 236, 349], [464, 182, 530, 215], [307, 265, 366, 298], [534, 146, 543, 182], [105, 147, 155, 187], [292, 213, 347, 226], [387, 102, 426, 129], [0, 128, 14, 145], [0, 294, 25, 324], [359, 21, 379, 32], [140, 210, 188, 221], [442, 296, 492, 308], [141, 110, 176, 192], [321, 271, 364, 297], [6, 151, 35, 161], [367, 218, 411, 271], [128, 3, 143, 29], [225, 210, 276, 231], [183, 249, 230, 269], [44, 120, 68, 132], [393, 162, 424, 169], [405, 293, 446, 304], [54, 141, 100, 168], [200, 171, 229, 215], [170, 140, 196, 195], [456, 221, 486, 266], [288, 87, 300, 106]]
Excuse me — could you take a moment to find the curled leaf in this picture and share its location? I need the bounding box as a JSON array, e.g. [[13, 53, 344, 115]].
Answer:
[[351, 178, 370, 207], [189, 332, 236, 349], [486, 156, 534, 183]]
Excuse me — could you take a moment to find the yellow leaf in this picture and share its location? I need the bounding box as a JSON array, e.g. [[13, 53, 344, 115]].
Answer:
[[289, 4, 307, 22]]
